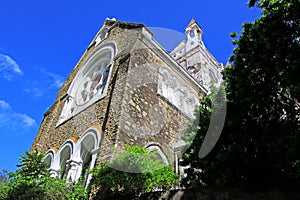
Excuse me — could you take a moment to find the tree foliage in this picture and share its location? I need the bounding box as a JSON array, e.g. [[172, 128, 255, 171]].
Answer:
[[89, 145, 179, 198], [181, 0, 300, 190], [0, 150, 87, 200], [224, 0, 300, 188], [181, 86, 231, 188], [0, 170, 9, 186]]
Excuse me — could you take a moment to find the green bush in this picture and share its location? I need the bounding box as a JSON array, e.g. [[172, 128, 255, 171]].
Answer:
[[89, 145, 179, 198], [0, 150, 87, 200]]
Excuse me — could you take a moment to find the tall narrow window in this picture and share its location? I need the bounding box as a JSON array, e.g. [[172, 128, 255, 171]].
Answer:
[[59, 146, 71, 179]]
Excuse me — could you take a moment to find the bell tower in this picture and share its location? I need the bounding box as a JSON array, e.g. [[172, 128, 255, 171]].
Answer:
[[171, 18, 223, 92], [185, 18, 203, 52]]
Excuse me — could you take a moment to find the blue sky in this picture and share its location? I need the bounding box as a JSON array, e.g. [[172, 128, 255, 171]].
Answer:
[[0, 0, 260, 171]]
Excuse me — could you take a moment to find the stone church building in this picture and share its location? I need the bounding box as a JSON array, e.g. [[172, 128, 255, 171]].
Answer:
[[30, 18, 223, 186]]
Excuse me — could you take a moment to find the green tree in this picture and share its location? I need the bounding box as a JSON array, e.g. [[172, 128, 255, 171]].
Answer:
[[0, 170, 9, 199], [180, 86, 230, 188], [181, 0, 300, 190], [0, 170, 9, 186], [224, 0, 300, 188], [0, 150, 87, 200], [89, 145, 179, 199]]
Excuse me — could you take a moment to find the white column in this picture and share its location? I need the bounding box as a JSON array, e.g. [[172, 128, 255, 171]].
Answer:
[[85, 148, 100, 188], [66, 159, 82, 182], [49, 167, 60, 178]]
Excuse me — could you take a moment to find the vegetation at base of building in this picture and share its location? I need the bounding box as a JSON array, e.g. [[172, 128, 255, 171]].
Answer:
[[181, 0, 300, 191], [88, 145, 179, 199], [0, 150, 87, 200], [0, 146, 178, 200]]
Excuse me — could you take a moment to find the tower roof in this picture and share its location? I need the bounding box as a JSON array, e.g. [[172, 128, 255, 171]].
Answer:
[[187, 18, 196, 27], [225, 61, 232, 67], [185, 18, 202, 31]]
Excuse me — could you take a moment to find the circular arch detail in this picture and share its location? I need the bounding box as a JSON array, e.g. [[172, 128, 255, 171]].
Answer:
[[145, 142, 170, 165], [43, 125, 103, 183]]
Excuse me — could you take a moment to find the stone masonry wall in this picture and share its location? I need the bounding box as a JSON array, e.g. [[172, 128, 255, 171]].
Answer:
[[113, 38, 199, 164], [31, 23, 200, 169], [30, 26, 140, 155]]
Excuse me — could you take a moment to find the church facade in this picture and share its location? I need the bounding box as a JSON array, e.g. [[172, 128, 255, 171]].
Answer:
[[30, 18, 222, 185]]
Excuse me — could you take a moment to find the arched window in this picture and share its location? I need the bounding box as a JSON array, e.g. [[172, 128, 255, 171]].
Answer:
[[44, 149, 55, 169], [190, 29, 195, 38], [59, 145, 71, 179], [71, 126, 102, 186], [44, 127, 101, 187], [145, 143, 169, 165], [55, 140, 74, 180], [79, 134, 95, 187]]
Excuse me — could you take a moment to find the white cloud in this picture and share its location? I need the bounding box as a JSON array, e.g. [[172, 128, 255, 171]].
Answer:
[[0, 100, 10, 110], [0, 99, 36, 131], [24, 88, 44, 98], [14, 113, 36, 128], [0, 54, 23, 80], [24, 69, 64, 98], [45, 71, 64, 89]]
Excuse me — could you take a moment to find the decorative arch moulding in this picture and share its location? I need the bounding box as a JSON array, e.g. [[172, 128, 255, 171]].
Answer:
[[43, 125, 103, 184]]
